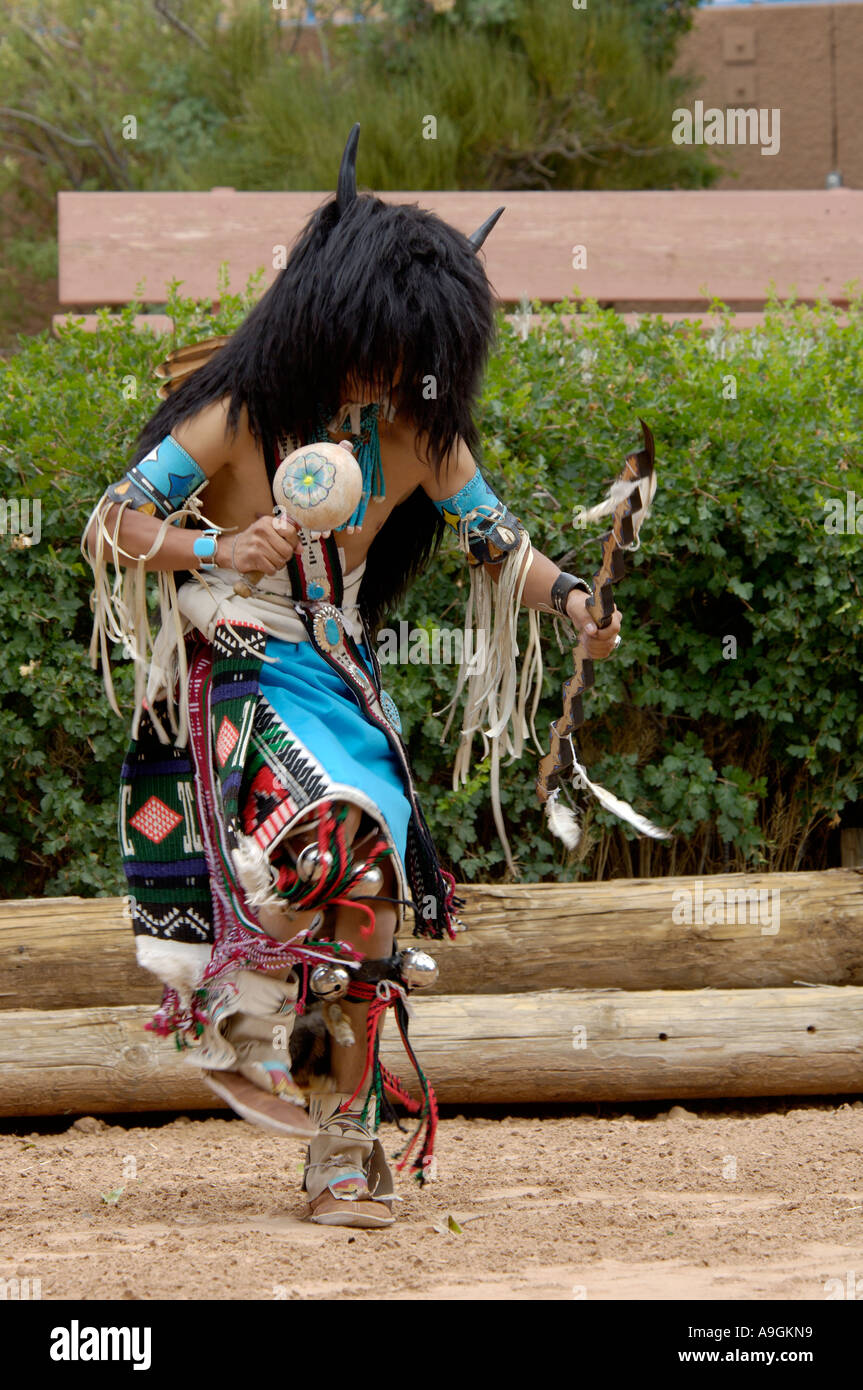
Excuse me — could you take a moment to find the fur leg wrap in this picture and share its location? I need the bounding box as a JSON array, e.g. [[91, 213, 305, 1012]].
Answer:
[[137, 938, 214, 1046]]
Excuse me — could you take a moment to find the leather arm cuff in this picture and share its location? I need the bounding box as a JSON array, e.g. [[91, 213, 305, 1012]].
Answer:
[[550, 571, 591, 616]]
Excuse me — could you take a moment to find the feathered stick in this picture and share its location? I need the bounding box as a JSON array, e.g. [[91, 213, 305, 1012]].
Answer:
[[536, 419, 669, 851]]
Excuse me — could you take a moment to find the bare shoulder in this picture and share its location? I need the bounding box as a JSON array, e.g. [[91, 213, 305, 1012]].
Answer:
[[377, 415, 429, 493], [379, 415, 478, 500], [417, 434, 478, 503], [170, 396, 261, 479]]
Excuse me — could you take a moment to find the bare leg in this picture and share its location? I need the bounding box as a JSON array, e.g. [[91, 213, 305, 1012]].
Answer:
[[248, 801, 400, 1091], [304, 853, 401, 1229], [328, 859, 399, 1093], [203, 802, 402, 1155]]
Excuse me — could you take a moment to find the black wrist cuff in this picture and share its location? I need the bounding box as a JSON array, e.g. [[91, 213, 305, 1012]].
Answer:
[[550, 571, 591, 616]]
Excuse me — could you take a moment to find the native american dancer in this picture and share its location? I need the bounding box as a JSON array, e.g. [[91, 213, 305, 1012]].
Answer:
[[81, 126, 622, 1229]]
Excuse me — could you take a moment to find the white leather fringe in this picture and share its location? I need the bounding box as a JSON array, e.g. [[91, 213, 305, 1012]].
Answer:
[[438, 522, 544, 875], [80, 492, 366, 749]]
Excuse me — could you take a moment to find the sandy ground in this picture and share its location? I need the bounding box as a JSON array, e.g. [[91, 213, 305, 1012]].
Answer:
[[2, 1099, 862, 1301]]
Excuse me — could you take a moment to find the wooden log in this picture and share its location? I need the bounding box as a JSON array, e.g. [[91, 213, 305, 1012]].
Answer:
[[0, 896, 157, 1011], [3, 871, 862, 1010], [0, 987, 861, 1116], [426, 871, 863, 994]]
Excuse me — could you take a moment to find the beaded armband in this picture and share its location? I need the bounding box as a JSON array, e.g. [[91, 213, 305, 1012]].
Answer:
[[431, 467, 524, 566], [104, 434, 208, 521]]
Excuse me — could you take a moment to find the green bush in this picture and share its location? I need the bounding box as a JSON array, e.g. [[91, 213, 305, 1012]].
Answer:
[[204, 1, 716, 193], [1, 284, 861, 896]]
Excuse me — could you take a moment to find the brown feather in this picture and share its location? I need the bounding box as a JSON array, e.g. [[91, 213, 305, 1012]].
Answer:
[[153, 335, 231, 399]]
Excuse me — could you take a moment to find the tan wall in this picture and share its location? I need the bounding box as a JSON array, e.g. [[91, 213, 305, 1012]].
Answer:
[[675, 3, 863, 189]]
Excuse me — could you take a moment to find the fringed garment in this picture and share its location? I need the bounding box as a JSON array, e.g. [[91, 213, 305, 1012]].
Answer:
[[83, 448, 546, 1182]]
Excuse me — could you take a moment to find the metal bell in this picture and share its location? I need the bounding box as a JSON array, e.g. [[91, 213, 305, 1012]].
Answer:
[[398, 947, 439, 990], [344, 864, 385, 898], [309, 964, 350, 1000], [295, 843, 332, 884]]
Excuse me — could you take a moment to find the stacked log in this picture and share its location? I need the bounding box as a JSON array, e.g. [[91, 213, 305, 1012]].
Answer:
[[1, 870, 861, 1115], [1, 988, 862, 1116]]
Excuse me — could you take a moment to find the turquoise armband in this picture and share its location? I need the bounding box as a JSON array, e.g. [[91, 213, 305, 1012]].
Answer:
[[104, 435, 208, 521], [432, 467, 524, 565]]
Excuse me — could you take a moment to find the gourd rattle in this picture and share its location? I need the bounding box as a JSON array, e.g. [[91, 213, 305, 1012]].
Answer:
[[233, 442, 363, 597]]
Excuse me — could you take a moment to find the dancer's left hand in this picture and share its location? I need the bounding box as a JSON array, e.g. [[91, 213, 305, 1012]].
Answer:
[[566, 590, 622, 660]]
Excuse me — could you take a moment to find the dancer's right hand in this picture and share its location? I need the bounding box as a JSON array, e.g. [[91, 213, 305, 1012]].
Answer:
[[228, 512, 301, 576]]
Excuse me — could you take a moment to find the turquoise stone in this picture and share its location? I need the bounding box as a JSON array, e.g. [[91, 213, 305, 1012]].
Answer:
[[325, 618, 340, 645], [308, 582, 325, 598]]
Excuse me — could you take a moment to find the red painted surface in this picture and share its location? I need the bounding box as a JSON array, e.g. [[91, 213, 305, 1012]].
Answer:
[[57, 189, 863, 309]]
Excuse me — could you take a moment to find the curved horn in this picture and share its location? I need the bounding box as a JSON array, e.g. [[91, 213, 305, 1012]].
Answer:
[[337, 123, 360, 216], [468, 205, 505, 250]]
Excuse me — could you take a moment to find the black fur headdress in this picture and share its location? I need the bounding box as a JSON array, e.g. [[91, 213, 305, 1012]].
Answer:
[[132, 125, 505, 630]]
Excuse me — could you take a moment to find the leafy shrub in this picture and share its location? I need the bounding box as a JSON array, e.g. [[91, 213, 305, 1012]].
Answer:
[[1, 283, 860, 896], [0, 1, 713, 204], [205, 1, 717, 194], [0, 280, 259, 897]]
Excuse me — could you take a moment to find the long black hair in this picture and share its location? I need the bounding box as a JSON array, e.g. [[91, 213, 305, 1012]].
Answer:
[[131, 191, 499, 629]]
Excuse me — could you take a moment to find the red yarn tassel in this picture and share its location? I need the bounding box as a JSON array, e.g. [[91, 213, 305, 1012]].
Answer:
[[393, 998, 439, 1184], [339, 981, 389, 1115], [379, 1063, 422, 1115]]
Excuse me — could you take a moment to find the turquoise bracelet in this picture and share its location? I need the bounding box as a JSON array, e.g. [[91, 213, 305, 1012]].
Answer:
[[193, 529, 220, 569]]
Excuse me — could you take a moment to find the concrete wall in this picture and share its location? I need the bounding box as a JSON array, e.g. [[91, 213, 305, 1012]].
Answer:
[[675, 3, 863, 188]]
